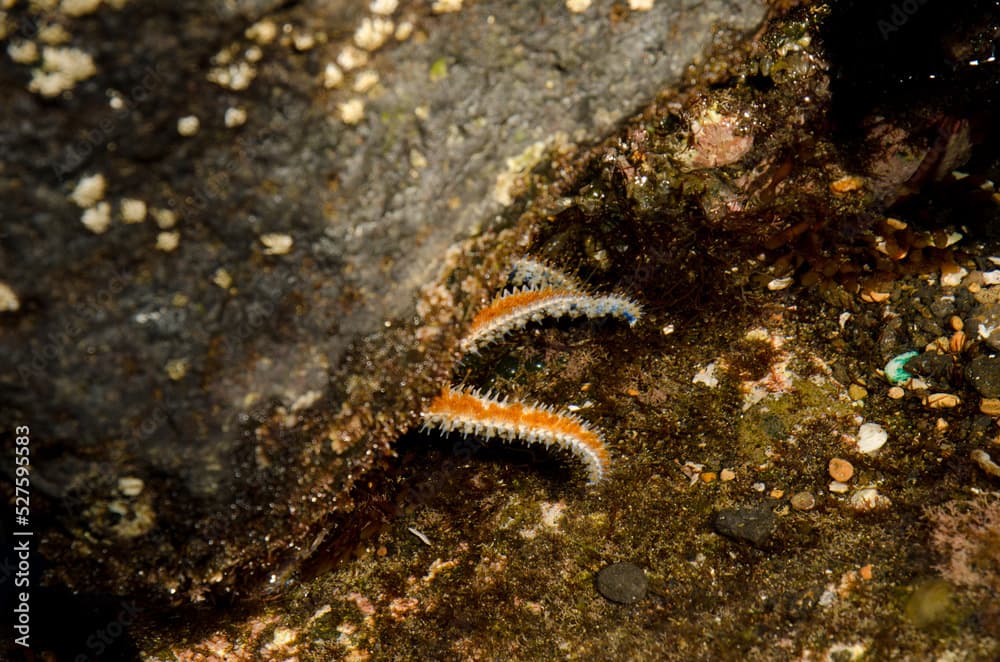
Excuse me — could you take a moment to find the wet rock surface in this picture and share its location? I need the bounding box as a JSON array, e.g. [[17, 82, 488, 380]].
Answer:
[[0, 0, 766, 606], [965, 355, 1000, 398]]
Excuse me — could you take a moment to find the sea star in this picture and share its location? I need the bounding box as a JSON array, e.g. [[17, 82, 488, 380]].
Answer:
[[421, 258, 641, 483]]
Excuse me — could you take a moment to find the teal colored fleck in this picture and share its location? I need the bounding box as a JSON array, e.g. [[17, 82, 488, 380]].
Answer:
[[885, 351, 920, 385]]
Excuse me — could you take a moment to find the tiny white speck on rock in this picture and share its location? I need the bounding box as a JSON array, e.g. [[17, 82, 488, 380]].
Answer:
[[432, 0, 463, 13], [352, 70, 380, 93], [370, 0, 399, 15], [245, 19, 278, 45], [628, 0, 655, 10], [151, 207, 177, 229], [81, 202, 112, 234], [177, 115, 200, 136], [0, 281, 20, 312], [292, 32, 316, 52], [117, 476, 145, 497], [224, 106, 247, 128], [61, 0, 102, 18], [120, 198, 147, 224], [260, 233, 294, 255], [156, 231, 180, 252], [337, 98, 365, 125], [71, 173, 107, 208], [323, 62, 344, 89], [165, 358, 188, 380], [354, 17, 394, 52], [29, 46, 97, 97], [336, 45, 369, 71], [8, 40, 39, 64], [212, 268, 233, 290]]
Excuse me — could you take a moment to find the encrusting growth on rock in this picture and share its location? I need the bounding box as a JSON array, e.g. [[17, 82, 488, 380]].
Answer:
[[420, 257, 641, 483]]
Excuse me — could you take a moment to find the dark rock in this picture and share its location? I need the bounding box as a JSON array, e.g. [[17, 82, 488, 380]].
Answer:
[[905, 352, 953, 383], [714, 506, 776, 547], [965, 305, 1000, 352], [0, 0, 767, 604], [595, 562, 648, 605], [965, 355, 1000, 398]]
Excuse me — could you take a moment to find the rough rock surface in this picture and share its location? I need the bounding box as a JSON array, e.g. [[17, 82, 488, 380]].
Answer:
[[0, 0, 765, 612]]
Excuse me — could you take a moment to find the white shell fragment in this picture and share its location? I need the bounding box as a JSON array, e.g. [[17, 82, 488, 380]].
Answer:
[[767, 276, 793, 291], [856, 422, 888, 454], [850, 487, 891, 511], [260, 233, 294, 255]]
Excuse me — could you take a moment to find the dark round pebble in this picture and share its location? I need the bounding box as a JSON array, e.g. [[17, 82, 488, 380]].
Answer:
[[714, 506, 776, 547], [595, 562, 648, 605], [965, 355, 1000, 398]]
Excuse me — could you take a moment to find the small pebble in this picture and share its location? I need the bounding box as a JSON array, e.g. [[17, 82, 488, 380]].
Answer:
[[338, 98, 366, 125], [81, 202, 112, 234], [923, 393, 959, 409], [971, 448, 1000, 478], [848, 384, 867, 401], [71, 172, 107, 207], [790, 491, 815, 511], [323, 62, 344, 89], [120, 198, 147, 224], [828, 457, 854, 483], [979, 398, 1000, 416], [117, 476, 144, 497], [719, 468, 736, 482], [156, 231, 180, 252], [151, 207, 177, 229], [595, 562, 647, 605], [224, 106, 247, 128], [965, 355, 1000, 398], [0, 282, 20, 312], [260, 233, 293, 255], [887, 386, 905, 399], [857, 422, 888, 454], [714, 507, 776, 547], [177, 115, 200, 136], [940, 263, 967, 287], [165, 358, 188, 380], [828, 481, 849, 494]]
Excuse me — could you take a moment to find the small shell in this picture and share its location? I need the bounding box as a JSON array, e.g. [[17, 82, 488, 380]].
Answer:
[[860, 290, 890, 303], [949, 331, 966, 354], [924, 393, 960, 409], [979, 398, 1000, 416]]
